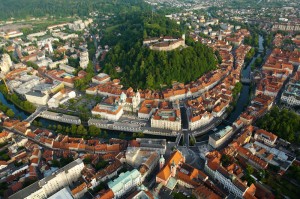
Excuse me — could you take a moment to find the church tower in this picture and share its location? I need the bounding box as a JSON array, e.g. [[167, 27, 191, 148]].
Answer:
[[159, 155, 165, 170], [170, 160, 176, 177]]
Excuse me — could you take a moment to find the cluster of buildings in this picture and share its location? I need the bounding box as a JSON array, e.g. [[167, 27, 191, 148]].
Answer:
[[3, 120, 125, 153], [186, 38, 251, 131], [204, 123, 295, 199], [0, 30, 23, 39], [0, 108, 171, 199], [0, 17, 98, 108], [85, 28, 252, 134], [281, 70, 300, 106], [255, 48, 300, 98], [155, 150, 227, 198], [210, 1, 300, 33]]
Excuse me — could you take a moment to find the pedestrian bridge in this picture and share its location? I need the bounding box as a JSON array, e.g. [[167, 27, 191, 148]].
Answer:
[[24, 106, 47, 123], [241, 78, 251, 84]]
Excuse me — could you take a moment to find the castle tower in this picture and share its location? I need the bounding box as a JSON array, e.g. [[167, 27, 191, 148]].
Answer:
[[159, 155, 165, 170], [170, 160, 176, 177]]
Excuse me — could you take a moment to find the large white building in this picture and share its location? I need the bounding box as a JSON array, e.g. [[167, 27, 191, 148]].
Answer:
[[49, 58, 68, 69], [208, 126, 234, 148], [48, 89, 76, 108], [188, 111, 213, 131], [254, 129, 278, 146], [0, 53, 12, 74], [204, 162, 250, 198], [79, 51, 89, 69], [91, 96, 124, 121], [92, 73, 111, 84], [25, 91, 49, 105], [59, 64, 76, 74], [108, 169, 142, 199], [151, 108, 181, 131], [9, 159, 84, 199]]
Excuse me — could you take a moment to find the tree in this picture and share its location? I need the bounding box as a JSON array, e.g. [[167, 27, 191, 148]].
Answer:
[[146, 73, 154, 89], [89, 125, 101, 136], [71, 124, 77, 134], [189, 136, 196, 146], [33, 120, 38, 126], [246, 165, 254, 175], [221, 154, 231, 167], [95, 159, 109, 171], [26, 61, 39, 70], [83, 156, 92, 164], [102, 131, 108, 138], [57, 125, 63, 132], [5, 109, 14, 117], [119, 132, 126, 139], [137, 132, 144, 138], [77, 125, 87, 135]]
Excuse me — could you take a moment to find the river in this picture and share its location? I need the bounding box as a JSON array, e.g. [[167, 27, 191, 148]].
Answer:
[[196, 35, 264, 141]]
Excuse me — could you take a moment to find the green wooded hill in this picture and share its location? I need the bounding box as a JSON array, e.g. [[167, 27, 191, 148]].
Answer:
[[102, 13, 218, 89], [0, 0, 148, 20], [104, 42, 218, 89]]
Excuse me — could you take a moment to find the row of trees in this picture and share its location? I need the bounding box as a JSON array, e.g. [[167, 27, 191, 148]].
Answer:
[[46, 123, 105, 137], [251, 56, 263, 70], [244, 33, 259, 48], [0, 101, 15, 117], [232, 82, 243, 100], [245, 48, 256, 64], [256, 106, 300, 143], [74, 61, 95, 91], [42, 122, 146, 140], [0, 84, 36, 113]]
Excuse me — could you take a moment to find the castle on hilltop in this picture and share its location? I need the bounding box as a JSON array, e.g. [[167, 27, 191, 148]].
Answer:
[[143, 34, 186, 51]]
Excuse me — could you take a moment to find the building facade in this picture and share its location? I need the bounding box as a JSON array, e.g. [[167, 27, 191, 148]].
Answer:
[[9, 159, 84, 199]]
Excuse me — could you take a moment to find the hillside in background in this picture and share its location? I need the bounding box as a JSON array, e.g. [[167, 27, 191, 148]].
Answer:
[[0, 0, 149, 20]]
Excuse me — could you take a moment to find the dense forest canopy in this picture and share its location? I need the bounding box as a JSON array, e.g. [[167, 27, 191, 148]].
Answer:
[[102, 13, 218, 89], [104, 42, 218, 89], [256, 106, 300, 143], [0, 0, 149, 20]]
